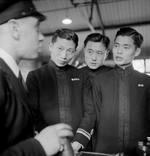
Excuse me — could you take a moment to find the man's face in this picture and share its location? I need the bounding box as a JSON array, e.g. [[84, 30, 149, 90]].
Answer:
[[84, 41, 107, 69], [50, 37, 76, 67], [19, 17, 44, 59], [112, 35, 140, 66]]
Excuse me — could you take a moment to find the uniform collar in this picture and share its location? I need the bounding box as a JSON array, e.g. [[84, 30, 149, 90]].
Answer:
[[115, 64, 133, 76], [49, 60, 69, 71], [115, 64, 133, 70], [0, 48, 19, 77]]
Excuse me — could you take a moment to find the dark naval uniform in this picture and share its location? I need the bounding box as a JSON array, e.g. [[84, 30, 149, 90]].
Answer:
[[92, 65, 150, 155], [0, 58, 45, 156], [26, 60, 95, 149], [79, 65, 113, 151]]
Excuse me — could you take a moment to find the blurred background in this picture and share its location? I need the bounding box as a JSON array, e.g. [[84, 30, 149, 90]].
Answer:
[[19, 0, 150, 80]]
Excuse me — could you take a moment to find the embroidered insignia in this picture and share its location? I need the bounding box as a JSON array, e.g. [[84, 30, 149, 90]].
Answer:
[[77, 128, 91, 140], [138, 84, 144, 87], [71, 78, 80, 81]]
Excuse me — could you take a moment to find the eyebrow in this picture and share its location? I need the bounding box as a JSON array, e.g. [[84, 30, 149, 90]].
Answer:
[[114, 42, 131, 46], [123, 44, 130, 46], [67, 48, 74, 50], [97, 50, 104, 53], [87, 48, 94, 51]]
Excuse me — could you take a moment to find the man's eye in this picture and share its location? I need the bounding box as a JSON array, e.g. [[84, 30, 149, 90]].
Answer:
[[114, 44, 118, 48], [67, 49, 73, 53], [124, 46, 129, 49], [97, 51, 104, 55], [88, 50, 93, 54]]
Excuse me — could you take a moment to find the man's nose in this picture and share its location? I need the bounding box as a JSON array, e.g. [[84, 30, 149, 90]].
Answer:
[[61, 50, 68, 58], [91, 52, 97, 60], [117, 47, 123, 54], [39, 32, 44, 41]]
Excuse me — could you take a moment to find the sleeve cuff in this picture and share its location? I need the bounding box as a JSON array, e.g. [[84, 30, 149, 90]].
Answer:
[[77, 128, 91, 140], [73, 128, 92, 148]]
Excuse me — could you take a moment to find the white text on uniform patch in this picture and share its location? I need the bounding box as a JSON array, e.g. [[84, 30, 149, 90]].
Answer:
[[138, 84, 144, 87], [71, 78, 80, 81]]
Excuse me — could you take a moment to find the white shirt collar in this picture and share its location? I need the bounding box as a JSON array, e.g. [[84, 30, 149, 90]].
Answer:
[[0, 48, 19, 77]]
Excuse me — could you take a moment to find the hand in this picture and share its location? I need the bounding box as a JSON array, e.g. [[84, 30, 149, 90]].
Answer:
[[71, 141, 83, 153], [35, 123, 73, 156], [61, 138, 74, 156]]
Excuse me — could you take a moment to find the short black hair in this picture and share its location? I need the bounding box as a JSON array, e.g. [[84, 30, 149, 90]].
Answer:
[[51, 28, 79, 49], [115, 27, 143, 48], [84, 33, 110, 49]]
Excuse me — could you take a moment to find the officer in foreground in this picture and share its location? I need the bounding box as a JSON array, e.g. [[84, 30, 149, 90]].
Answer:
[[0, 0, 73, 155]]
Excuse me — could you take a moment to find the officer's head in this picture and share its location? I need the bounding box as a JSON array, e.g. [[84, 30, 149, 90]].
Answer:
[[0, 0, 46, 62]]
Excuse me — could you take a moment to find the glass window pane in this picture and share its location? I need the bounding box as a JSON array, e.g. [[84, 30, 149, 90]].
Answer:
[[145, 59, 150, 72], [132, 59, 145, 73], [146, 73, 150, 76]]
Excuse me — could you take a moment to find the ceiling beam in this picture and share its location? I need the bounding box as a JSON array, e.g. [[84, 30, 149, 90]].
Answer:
[[39, 0, 128, 13], [43, 20, 150, 36]]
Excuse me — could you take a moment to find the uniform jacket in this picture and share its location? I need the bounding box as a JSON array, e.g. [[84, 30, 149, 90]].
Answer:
[[79, 65, 113, 151], [26, 60, 95, 148], [0, 59, 46, 156], [92, 65, 150, 155]]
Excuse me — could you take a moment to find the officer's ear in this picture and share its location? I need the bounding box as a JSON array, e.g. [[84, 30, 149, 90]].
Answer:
[[7, 19, 20, 40], [135, 48, 141, 57]]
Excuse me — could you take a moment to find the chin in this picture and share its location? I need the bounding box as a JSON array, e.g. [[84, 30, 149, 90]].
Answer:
[[114, 61, 123, 66], [24, 56, 38, 60], [89, 66, 97, 70], [57, 63, 66, 67], [29, 52, 39, 59]]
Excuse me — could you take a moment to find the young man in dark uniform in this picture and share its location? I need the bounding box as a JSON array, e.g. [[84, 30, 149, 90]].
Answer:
[[80, 33, 113, 80], [26, 28, 95, 153], [92, 27, 150, 155], [0, 1, 73, 155], [79, 33, 113, 152]]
